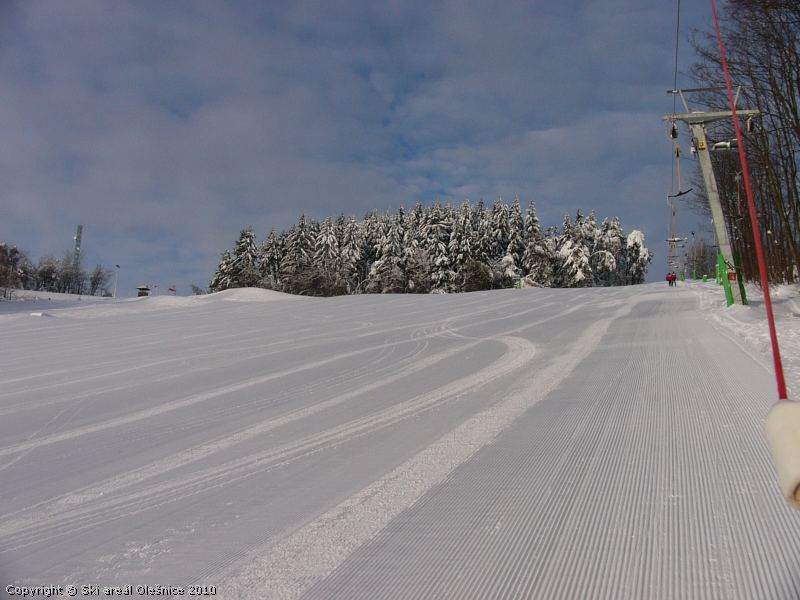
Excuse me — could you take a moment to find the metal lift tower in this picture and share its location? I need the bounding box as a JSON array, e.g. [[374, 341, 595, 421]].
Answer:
[[664, 87, 758, 305]]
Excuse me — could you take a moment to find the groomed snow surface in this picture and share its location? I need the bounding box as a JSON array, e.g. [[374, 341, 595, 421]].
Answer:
[[1, 283, 799, 599]]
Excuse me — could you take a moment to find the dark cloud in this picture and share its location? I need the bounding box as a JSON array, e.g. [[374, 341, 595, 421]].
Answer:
[[0, 0, 711, 292]]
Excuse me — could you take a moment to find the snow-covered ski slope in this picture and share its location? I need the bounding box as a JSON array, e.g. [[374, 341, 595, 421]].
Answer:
[[2, 284, 799, 599]]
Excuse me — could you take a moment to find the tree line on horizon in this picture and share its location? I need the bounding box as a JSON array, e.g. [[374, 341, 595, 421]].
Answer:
[[0, 242, 113, 299], [209, 198, 653, 297]]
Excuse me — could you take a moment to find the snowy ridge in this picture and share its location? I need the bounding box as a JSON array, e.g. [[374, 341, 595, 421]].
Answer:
[[205, 288, 304, 303], [0, 288, 300, 322]]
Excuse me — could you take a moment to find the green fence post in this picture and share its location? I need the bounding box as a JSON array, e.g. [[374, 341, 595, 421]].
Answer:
[[718, 254, 734, 306]]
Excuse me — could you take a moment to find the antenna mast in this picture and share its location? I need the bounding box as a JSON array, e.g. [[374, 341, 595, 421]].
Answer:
[[73, 224, 83, 267], [72, 224, 83, 294]]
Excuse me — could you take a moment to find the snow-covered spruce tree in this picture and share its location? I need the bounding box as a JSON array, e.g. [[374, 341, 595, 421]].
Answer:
[[470, 201, 491, 265], [522, 200, 539, 250], [488, 199, 510, 262], [405, 247, 432, 293], [352, 211, 380, 293], [426, 203, 457, 292], [259, 229, 284, 288], [480, 198, 519, 288], [423, 203, 442, 246], [281, 215, 316, 294], [339, 216, 362, 293], [606, 217, 627, 285], [227, 228, 260, 288], [308, 218, 321, 244], [407, 203, 427, 248], [485, 198, 526, 289], [522, 201, 554, 286], [590, 218, 620, 287], [314, 216, 340, 274], [209, 250, 234, 292], [575, 209, 597, 252], [471, 199, 486, 235], [293, 215, 315, 261], [312, 216, 347, 295], [449, 201, 474, 288], [623, 230, 652, 285], [430, 242, 456, 292], [552, 213, 592, 287], [506, 197, 526, 270], [369, 207, 408, 293], [402, 203, 432, 293], [549, 217, 569, 287], [334, 214, 346, 249], [557, 238, 592, 287]]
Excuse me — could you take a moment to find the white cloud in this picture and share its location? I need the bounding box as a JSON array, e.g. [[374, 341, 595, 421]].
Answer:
[[0, 0, 711, 290]]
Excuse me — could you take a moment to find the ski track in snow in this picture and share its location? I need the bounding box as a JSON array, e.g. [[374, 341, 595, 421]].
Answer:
[[213, 298, 636, 599], [2, 285, 799, 599], [0, 293, 551, 523], [298, 289, 800, 600], [0, 292, 589, 542], [0, 334, 533, 550], [0, 335, 510, 536], [0, 296, 568, 457]]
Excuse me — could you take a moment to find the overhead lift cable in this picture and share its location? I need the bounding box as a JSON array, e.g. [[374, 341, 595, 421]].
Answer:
[[667, 4, 691, 202], [669, 0, 681, 198], [665, 1, 690, 273]]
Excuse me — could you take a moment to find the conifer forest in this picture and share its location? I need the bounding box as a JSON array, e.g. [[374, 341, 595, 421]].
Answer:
[[210, 199, 652, 296]]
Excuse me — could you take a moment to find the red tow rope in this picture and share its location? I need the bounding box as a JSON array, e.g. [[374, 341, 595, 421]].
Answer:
[[710, 0, 787, 400]]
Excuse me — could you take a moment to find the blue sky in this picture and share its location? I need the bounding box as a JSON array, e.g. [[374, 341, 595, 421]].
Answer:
[[0, 0, 714, 294]]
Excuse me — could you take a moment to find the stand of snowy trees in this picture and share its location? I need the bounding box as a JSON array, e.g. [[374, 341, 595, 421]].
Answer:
[[0, 242, 113, 298], [210, 199, 652, 296]]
